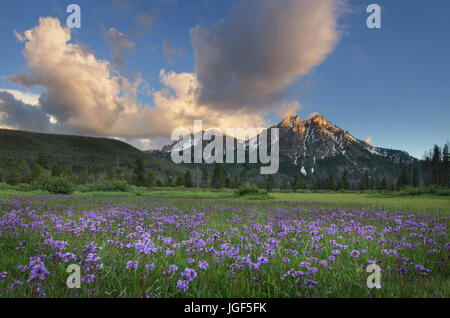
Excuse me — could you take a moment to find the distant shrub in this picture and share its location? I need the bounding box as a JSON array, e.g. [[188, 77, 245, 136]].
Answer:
[[82, 179, 130, 193], [235, 183, 260, 197], [15, 183, 40, 192], [397, 186, 450, 196], [0, 183, 13, 190], [42, 176, 74, 194], [435, 188, 450, 196]]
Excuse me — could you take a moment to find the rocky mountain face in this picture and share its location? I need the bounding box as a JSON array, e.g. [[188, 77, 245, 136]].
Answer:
[[271, 114, 415, 180], [153, 114, 416, 183]]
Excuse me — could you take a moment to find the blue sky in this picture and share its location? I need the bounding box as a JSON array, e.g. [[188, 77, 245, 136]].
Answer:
[[0, 0, 449, 158]]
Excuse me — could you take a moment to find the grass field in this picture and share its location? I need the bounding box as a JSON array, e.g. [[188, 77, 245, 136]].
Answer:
[[0, 190, 448, 298]]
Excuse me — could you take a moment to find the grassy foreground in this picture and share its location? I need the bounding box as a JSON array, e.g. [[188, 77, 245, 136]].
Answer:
[[0, 191, 448, 298], [1, 187, 448, 214]]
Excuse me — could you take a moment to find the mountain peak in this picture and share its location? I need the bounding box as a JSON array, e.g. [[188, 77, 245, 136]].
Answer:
[[279, 115, 302, 128], [307, 113, 327, 125]]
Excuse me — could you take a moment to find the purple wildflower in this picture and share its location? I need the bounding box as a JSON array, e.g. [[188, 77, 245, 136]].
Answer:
[[177, 280, 189, 292], [145, 263, 155, 273], [126, 261, 138, 270], [198, 261, 209, 270], [181, 268, 197, 282], [169, 264, 178, 272], [81, 274, 95, 284]]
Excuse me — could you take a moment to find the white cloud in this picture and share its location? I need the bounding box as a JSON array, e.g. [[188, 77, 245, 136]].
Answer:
[[365, 136, 376, 147], [2, 17, 266, 141], [307, 112, 320, 120], [191, 0, 346, 111], [13, 30, 25, 42], [277, 102, 303, 119], [103, 27, 135, 69], [162, 39, 186, 64], [2, 0, 348, 146], [0, 88, 40, 106]]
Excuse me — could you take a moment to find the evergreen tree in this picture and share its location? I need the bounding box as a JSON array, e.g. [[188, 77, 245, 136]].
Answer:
[[133, 158, 146, 186], [212, 163, 224, 188], [360, 170, 370, 190], [51, 164, 62, 177], [2, 158, 20, 185], [369, 176, 374, 190], [310, 177, 318, 190], [63, 165, 77, 184], [400, 162, 408, 187], [78, 168, 89, 185], [326, 173, 335, 190], [106, 168, 116, 180], [184, 170, 193, 188], [31, 163, 43, 183], [231, 175, 238, 189], [201, 166, 209, 188], [175, 174, 184, 187], [380, 177, 387, 190], [291, 172, 300, 192], [115, 168, 129, 181], [396, 176, 403, 191], [407, 165, 413, 186], [282, 178, 288, 190], [431, 145, 441, 185], [338, 170, 350, 190], [412, 166, 419, 187], [17, 161, 32, 183], [221, 165, 228, 188], [441, 143, 449, 187], [36, 152, 50, 169], [298, 178, 306, 189], [266, 174, 276, 192], [239, 167, 248, 186], [146, 172, 155, 188]]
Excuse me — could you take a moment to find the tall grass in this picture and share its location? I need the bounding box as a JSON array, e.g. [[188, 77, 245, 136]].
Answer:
[[0, 196, 448, 298]]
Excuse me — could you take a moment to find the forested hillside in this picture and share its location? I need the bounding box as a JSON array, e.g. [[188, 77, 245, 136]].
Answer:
[[0, 129, 186, 180]]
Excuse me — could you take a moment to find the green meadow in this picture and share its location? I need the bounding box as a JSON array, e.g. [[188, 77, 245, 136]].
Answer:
[[0, 188, 448, 298]]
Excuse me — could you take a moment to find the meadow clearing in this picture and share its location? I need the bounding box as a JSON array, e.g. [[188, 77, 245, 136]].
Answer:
[[0, 190, 448, 298]]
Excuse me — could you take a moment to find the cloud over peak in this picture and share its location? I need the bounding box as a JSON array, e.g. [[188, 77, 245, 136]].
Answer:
[[1, 17, 266, 141], [103, 27, 135, 69], [191, 0, 345, 111], [1, 0, 347, 148]]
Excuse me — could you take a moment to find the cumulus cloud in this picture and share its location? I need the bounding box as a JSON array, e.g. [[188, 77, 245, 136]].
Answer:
[[0, 91, 52, 131], [2, 0, 347, 148], [13, 30, 25, 42], [162, 40, 187, 64], [2, 17, 265, 143], [365, 136, 376, 147], [135, 12, 153, 28], [0, 88, 40, 106], [130, 12, 153, 38], [277, 102, 303, 119], [307, 112, 320, 120], [104, 27, 135, 69], [190, 0, 345, 111]]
